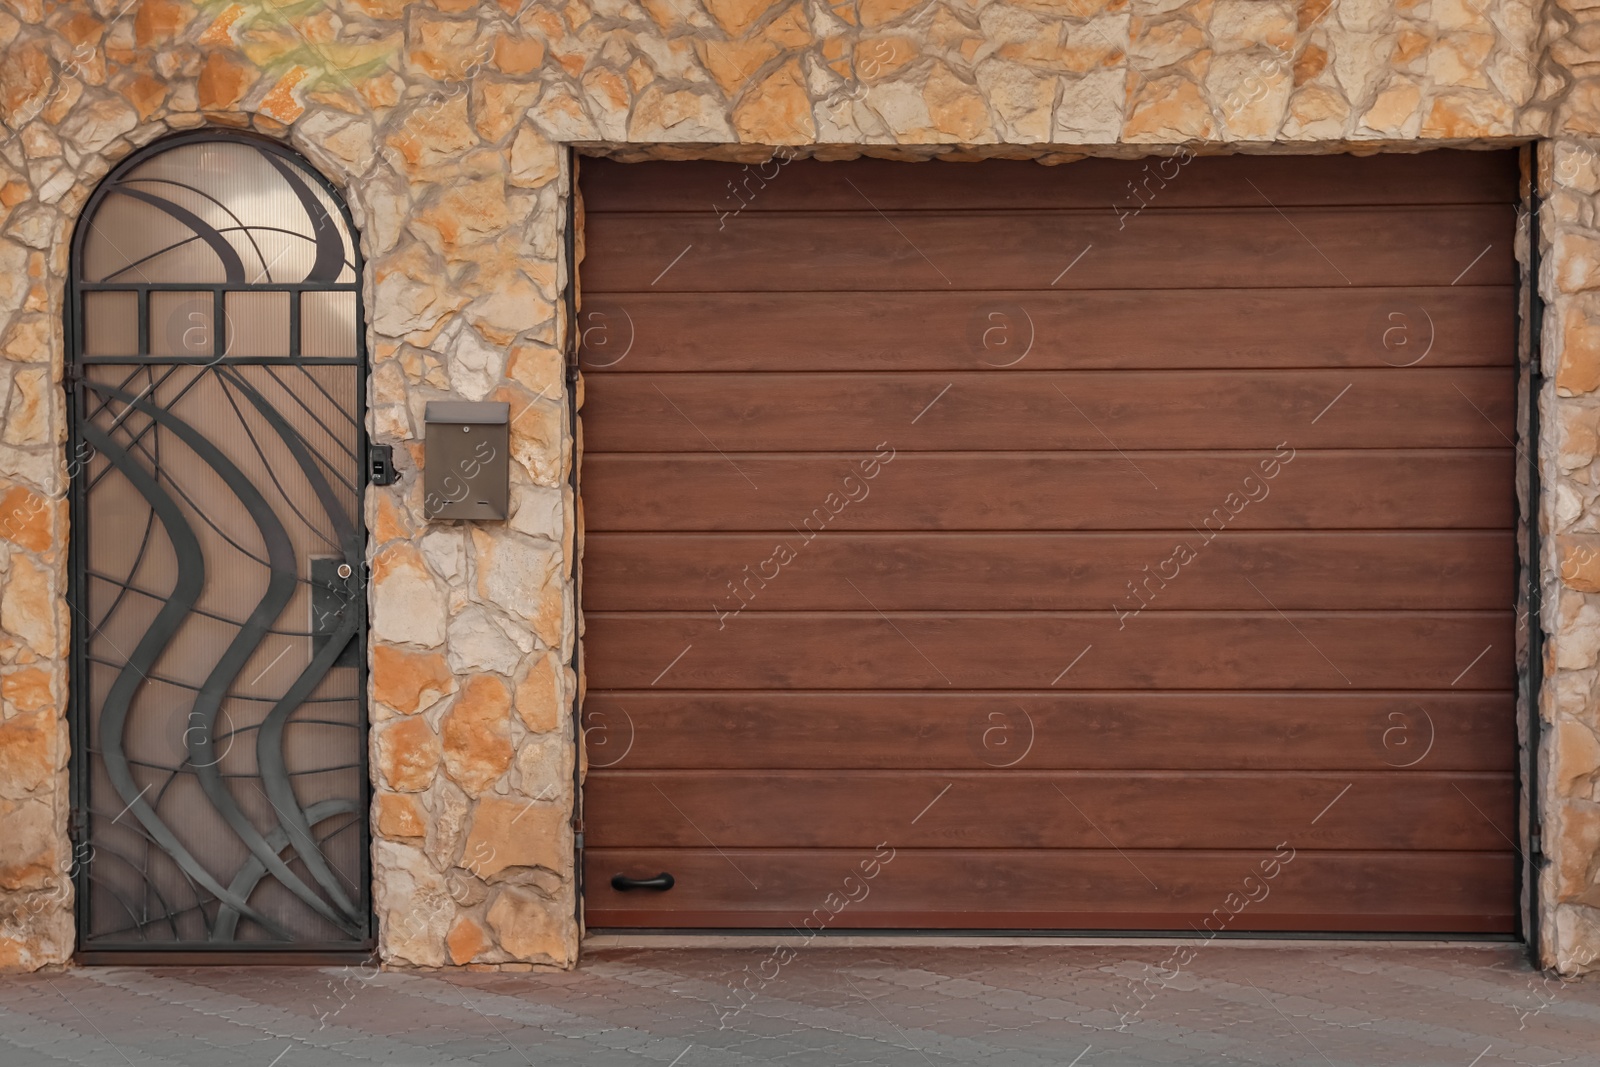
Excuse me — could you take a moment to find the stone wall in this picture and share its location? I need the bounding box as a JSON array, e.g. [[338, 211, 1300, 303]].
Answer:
[[0, 0, 1596, 974]]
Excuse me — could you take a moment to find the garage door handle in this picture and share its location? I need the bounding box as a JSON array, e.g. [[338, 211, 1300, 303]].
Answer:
[[611, 872, 675, 892]]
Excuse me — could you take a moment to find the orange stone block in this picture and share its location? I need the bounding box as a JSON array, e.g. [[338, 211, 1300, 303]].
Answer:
[[372, 644, 455, 714], [59, 13, 104, 47], [258, 66, 308, 125], [1559, 534, 1600, 593], [197, 53, 255, 111], [375, 717, 440, 792], [0, 485, 52, 553], [447, 917, 490, 964], [122, 74, 167, 119], [2, 667, 53, 713], [442, 675, 514, 795], [732, 58, 814, 143], [0, 709, 53, 793], [493, 34, 547, 76], [200, 4, 246, 47], [133, 0, 192, 48], [375, 793, 426, 839]]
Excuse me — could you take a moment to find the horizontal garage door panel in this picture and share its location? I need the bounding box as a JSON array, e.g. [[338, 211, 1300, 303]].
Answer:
[[585, 369, 1515, 451], [582, 151, 1518, 211], [592, 773, 1512, 850], [584, 612, 1512, 691], [578, 692, 1513, 771], [579, 151, 1520, 934], [584, 452, 1514, 531], [584, 532, 1514, 611], [584, 208, 1512, 292], [576, 289, 1512, 372], [584, 850, 1516, 933]]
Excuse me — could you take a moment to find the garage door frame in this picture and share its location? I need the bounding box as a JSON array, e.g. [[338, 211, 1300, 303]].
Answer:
[[562, 143, 1544, 952]]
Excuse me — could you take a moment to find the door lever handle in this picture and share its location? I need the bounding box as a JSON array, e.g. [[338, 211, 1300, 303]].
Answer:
[[610, 872, 675, 891]]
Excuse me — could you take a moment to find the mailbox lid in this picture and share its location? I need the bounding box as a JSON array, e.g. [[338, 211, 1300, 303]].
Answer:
[[425, 400, 510, 424]]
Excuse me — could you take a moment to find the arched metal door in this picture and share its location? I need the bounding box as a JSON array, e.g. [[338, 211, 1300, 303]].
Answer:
[[67, 132, 372, 954]]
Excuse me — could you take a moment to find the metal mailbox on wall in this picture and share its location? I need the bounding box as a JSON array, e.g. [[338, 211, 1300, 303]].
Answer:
[[424, 400, 510, 520]]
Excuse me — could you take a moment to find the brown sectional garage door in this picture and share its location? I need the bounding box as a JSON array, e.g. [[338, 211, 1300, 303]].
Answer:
[[577, 151, 1520, 933]]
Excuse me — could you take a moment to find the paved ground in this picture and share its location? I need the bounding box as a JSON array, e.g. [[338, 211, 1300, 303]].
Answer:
[[0, 943, 1596, 1066]]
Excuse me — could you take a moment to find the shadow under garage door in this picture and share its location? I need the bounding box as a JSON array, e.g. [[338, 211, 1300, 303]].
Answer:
[[576, 150, 1522, 934]]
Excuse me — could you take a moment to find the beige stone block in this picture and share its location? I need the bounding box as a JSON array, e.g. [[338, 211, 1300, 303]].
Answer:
[[1555, 720, 1600, 797], [1556, 234, 1600, 296], [1125, 73, 1214, 142], [474, 80, 543, 146], [922, 65, 989, 143], [1554, 801, 1600, 902], [1557, 600, 1600, 669], [445, 606, 527, 676], [466, 277, 554, 347], [630, 85, 742, 143], [1211, 0, 1296, 52], [1209, 50, 1292, 139], [374, 839, 452, 967], [3, 368, 49, 447], [407, 12, 485, 82], [372, 644, 455, 715], [1129, 16, 1204, 69], [0, 798, 56, 890], [414, 174, 511, 257], [487, 885, 575, 965], [1282, 84, 1349, 140], [1559, 405, 1600, 471], [1419, 91, 1513, 140], [461, 796, 568, 880], [974, 59, 1055, 142], [508, 390, 566, 488], [442, 674, 514, 795], [375, 717, 441, 792], [1427, 32, 1494, 90], [370, 543, 447, 647], [510, 125, 564, 187], [384, 92, 478, 175], [1558, 81, 1600, 139], [1055, 69, 1124, 142], [1358, 79, 1422, 137], [472, 528, 560, 624], [58, 94, 137, 156], [3, 315, 50, 367], [1559, 299, 1600, 396]]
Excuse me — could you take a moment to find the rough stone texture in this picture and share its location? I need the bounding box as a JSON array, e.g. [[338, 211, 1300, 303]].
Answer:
[[0, 0, 1593, 976]]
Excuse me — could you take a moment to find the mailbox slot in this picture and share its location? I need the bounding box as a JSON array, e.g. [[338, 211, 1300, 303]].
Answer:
[[424, 400, 510, 520]]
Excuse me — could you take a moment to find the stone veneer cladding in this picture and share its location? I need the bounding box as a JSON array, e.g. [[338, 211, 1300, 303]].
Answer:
[[0, 0, 1597, 974]]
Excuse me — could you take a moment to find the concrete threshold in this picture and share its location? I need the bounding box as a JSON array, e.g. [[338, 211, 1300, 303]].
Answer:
[[584, 932, 1521, 951]]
